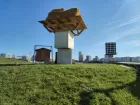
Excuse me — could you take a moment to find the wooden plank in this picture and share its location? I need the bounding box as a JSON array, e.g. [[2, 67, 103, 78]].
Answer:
[[46, 22, 77, 27], [48, 20, 55, 24], [57, 25, 62, 30], [39, 14, 87, 35], [45, 23, 86, 32], [43, 25, 54, 32], [66, 17, 71, 22], [46, 19, 76, 25], [57, 19, 64, 24], [47, 16, 81, 23], [41, 16, 85, 25]]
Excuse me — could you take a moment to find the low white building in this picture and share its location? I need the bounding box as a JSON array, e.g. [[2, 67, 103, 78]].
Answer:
[[15, 56, 22, 60], [104, 55, 114, 62], [114, 57, 122, 62], [5, 53, 12, 58], [12, 54, 16, 59], [21, 56, 31, 61], [131, 57, 136, 62], [135, 57, 140, 62], [114, 56, 140, 62], [122, 57, 131, 62]]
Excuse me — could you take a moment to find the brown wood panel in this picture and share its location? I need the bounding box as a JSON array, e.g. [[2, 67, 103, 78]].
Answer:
[[39, 8, 87, 36], [35, 48, 51, 62]]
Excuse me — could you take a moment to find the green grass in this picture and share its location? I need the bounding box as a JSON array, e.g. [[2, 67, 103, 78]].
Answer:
[[0, 58, 139, 105], [0, 57, 31, 64]]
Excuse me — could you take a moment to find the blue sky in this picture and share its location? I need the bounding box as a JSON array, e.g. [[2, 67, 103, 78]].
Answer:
[[0, 0, 140, 60]]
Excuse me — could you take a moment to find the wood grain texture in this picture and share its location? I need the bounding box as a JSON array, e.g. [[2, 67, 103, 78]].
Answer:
[[39, 8, 87, 36]]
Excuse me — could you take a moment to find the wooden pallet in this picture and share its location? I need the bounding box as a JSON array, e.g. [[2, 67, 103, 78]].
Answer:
[[39, 8, 87, 36]]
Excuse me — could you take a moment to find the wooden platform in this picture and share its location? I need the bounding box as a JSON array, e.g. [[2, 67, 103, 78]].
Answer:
[[39, 8, 87, 36]]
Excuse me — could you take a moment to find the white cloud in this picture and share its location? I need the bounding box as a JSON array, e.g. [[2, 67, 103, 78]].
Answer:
[[124, 40, 140, 47], [116, 28, 140, 40], [118, 16, 140, 27], [108, 15, 139, 25], [124, 0, 138, 3], [102, 27, 140, 42], [97, 0, 140, 44], [108, 15, 140, 28]]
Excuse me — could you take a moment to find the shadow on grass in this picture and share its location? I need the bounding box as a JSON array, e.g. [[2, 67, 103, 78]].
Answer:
[[79, 91, 92, 105], [79, 86, 125, 105], [128, 65, 140, 99], [0, 64, 35, 66], [79, 64, 140, 105]]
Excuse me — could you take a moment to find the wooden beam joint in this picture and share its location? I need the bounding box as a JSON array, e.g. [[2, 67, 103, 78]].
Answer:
[[71, 29, 84, 36]]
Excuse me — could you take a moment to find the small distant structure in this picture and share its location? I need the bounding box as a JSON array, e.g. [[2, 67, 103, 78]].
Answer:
[[22, 56, 31, 62], [16, 56, 22, 60], [5, 53, 12, 58], [35, 48, 51, 63], [12, 54, 16, 59], [33, 45, 53, 63]]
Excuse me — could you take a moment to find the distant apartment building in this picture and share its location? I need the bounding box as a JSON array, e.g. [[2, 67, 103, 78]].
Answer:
[[114, 56, 140, 62], [114, 57, 122, 62], [122, 57, 131, 62], [135, 57, 140, 62], [105, 42, 116, 55], [79, 51, 84, 62], [86, 55, 91, 62], [105, 42, 116, 62]]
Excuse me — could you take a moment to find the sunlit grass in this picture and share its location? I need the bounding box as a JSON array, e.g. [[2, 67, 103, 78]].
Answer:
[[0, 62, 139, 105], [0, 57, 30, 64]]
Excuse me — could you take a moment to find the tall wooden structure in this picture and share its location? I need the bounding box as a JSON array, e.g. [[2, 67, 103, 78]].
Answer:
[[39, 8, 87, 64]]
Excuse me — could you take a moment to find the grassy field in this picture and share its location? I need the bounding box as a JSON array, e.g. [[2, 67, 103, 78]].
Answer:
[[0, 58, 140, 105], [0, 57, 31, 64]]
